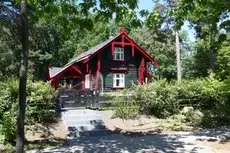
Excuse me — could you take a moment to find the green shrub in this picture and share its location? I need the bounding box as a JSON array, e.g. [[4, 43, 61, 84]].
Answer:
[[182, 109, 203, 126], [0, 78, 18, 144], [113, 78, 230, 125], [0, 78, 56, 144], [113, 80, 180, 118], [163, 114, 188, 131], [26, 80, 56, 124], [0, 111, 16, 144], [0, 124, 5, 143], [112, 90, 140, 119], [3, 143, 16, 153]]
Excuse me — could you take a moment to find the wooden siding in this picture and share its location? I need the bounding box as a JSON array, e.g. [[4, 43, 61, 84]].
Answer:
[[128, 68, 139, 85], [100, 46, 142, 89], [70, 46, 143, 91], [79, 42, 145, 91]]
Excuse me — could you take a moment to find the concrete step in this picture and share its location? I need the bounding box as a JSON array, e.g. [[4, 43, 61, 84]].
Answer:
[[62, 110, 103, 116], [68, 124, 107, 132], [64, 119, 104, 126], [62, 112, 103, 116], [62, 116, 102, 121], [61, 109, 110, 138], [69, 129, 110, 138]]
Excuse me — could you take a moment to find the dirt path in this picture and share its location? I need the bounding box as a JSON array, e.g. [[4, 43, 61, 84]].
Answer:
[[26, 110, 230, 153], [27, 130, 230, 153]]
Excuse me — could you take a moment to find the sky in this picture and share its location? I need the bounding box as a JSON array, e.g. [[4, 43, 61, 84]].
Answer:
[[137, 0, 196, 42]]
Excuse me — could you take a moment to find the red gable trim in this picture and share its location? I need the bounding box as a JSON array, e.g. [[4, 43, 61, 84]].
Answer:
[[139, 57, 145, 84], [72, 65, 82, 75], [122, 32, 159, 66], [83, 35, 121, 63], [49, 64, 82, 81], [144, 71, 153, 79], [121, 34, 125, 47], [83, 32, 159, 66], [82, 76, 85, 91], [95, 55, 101, 89]]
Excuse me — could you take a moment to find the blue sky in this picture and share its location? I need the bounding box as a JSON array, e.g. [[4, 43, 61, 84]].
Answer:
[[138, 0, 196, 42], [138, 0, 153, 12]]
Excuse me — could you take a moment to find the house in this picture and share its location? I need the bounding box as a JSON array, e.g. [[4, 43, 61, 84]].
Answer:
[[48, 28, 159, 91]]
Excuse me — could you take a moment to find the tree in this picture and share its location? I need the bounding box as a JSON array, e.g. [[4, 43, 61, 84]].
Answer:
[[142, 0, 182, 82], [0, 1, 21, 79], [130, 28, 177, 80], [215, 35, 230, 80], [0, 0, 142, 81], [174, 0, 230, 70], [16, 0, 29, 152], [1, 0, 140, 151], [179, 30, 196, 78]]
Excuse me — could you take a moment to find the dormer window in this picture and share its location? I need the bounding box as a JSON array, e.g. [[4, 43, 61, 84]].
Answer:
[[114, 47, 124, 60]]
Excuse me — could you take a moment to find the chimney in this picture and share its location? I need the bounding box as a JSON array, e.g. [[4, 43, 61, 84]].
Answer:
[[118, 26, 128, 34]]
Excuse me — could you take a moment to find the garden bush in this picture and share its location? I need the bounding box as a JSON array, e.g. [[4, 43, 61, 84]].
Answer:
[[113, 95, 140, 119], [113, 78, 230, 126], [26, 80, 57, 124], [0, 78, 56, 144], [113, 80, 179, 118]]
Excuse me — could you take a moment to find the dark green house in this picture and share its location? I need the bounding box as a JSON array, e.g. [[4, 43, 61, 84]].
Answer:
[[48, 28, 159, 91]]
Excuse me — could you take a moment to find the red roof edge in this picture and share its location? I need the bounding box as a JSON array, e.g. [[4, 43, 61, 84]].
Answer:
[[122, 32, 159, 67], [82, 34, 121, 63], [83, 32, 159, 67], [48, 64, 82, 81]]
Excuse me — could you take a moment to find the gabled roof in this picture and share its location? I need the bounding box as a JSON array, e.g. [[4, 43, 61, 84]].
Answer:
[[66, 32, 159, 66], [48, 64, 82, 80], [49, 67, 62, 78], [49, 32, 159, 80], [65, 34, 121, 66]]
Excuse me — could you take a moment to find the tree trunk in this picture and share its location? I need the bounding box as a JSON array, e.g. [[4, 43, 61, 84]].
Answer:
[[175, 30, 182, 83], [16, 0, 29, 153]]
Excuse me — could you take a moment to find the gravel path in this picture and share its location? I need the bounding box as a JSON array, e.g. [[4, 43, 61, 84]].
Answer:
[[26, 110, 230, 153], [27, 127, 230, 153]]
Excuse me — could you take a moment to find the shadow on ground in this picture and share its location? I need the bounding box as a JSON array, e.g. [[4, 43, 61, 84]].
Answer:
[[27, 126, 230, 153], [30, 134, 199, 153], [191, 126, 230, 141]]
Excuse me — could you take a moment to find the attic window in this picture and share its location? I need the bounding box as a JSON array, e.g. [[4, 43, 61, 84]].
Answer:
[[114, 47, 124, 60]]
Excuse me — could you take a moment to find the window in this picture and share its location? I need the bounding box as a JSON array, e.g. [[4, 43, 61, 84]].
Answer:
[[85, 74, 90, 89], [114, 47, 124, 60], [113, 73, 125, 88]]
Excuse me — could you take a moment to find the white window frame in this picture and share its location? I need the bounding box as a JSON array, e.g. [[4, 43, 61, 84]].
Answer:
[[113, 73, 125, 88], [114, 47, 124, 60], [85, 74, 90, 89]]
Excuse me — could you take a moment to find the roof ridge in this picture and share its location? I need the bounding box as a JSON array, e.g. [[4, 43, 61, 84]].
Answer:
[[64, 33, 120, 66]]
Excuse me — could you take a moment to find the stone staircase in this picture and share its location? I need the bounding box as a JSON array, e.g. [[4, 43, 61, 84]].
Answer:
[[61, 109, 110, 138]]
